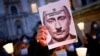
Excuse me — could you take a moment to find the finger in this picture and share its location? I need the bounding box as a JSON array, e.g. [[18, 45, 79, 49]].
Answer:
[[38, 28, 48, 36], [36, 31, 47, 43], [39, 26, 47, 30], [37, 35, 46, 44], [38, 32, 47, 40], [39, 39, 47, 47], [37, 30, 47, 39], [36, 26, 48, 43]]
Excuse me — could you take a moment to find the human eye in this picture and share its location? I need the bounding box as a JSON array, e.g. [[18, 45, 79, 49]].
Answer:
[[58, 16, 66, 20], [47, 18, 55, 23]]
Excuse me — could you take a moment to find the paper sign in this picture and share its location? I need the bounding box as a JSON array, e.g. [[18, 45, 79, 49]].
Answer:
[[39, 0, 78, 49]]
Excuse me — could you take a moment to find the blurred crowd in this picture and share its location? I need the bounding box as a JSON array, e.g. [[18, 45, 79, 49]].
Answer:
[[0, 21, 100, 56], [83, 21, 100, 56]]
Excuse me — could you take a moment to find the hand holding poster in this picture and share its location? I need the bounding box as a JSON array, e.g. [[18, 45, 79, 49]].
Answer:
[[38, 0, 78, 49]]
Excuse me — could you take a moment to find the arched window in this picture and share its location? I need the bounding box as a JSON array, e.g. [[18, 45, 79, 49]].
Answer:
[[11, 6, 18, 15]]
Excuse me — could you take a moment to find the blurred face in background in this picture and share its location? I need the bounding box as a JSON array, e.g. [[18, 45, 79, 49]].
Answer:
[[91, 21, 99, 32], [43, 6, 71, 41], [93, 23, 98, 29]]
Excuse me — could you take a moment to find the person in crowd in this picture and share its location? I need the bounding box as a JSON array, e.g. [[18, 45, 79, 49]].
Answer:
[[37, 26, 78, 56], [41, 4, 77, 56], [28, 21, 50, 56], [14, 35, 29, 56], [83, 21, 100, 56], [28, 4, 80, 56], [28, 25, 79, 56]]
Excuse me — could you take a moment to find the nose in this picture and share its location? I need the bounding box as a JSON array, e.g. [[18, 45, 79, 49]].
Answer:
[[55, 21, 62, 32]]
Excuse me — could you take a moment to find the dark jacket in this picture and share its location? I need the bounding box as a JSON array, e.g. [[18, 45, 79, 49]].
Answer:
[[28, 38, 50, 56]]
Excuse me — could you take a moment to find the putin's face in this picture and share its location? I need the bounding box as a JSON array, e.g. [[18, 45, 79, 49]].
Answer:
[[43, 6, 71, 41]]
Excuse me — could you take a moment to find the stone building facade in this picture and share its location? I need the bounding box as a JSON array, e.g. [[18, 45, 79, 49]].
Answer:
[[0, 0, 58, 40], [71, 0, 100, 37]]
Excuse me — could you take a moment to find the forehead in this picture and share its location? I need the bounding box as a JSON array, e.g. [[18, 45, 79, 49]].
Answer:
[[45, 6, 63, 13], [44, 7, 64, 17]]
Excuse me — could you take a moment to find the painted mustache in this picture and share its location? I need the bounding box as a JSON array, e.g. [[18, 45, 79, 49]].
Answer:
[[54, 28, 65, 35]]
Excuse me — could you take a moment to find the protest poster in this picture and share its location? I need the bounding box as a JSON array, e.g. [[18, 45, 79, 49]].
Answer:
[[39, 0, 78, 49]]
